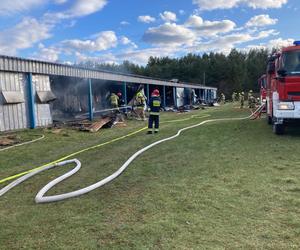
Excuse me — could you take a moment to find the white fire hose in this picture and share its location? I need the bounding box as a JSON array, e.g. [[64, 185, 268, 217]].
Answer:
[[0, 104, 265, 203], [0, 135, 45, 152]]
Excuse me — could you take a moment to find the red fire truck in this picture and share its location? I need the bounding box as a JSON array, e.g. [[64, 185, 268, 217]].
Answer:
[[266, 41, 300, 134]]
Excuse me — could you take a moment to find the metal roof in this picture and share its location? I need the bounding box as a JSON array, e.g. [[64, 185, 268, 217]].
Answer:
[[0, 55, 217, 90]]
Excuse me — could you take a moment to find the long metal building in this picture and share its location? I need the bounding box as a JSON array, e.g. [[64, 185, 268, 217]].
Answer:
[[0, 55, 217, 132]]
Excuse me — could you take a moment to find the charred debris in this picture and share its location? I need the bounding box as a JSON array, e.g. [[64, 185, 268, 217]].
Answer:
[[49, 76, 209, 133]]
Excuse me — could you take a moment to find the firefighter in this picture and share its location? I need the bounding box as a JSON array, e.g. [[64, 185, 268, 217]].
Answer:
[[248, 90, 253, 101], [110, 92, 119, 109], [232, 92, 237, 102], [117, 92, 125, 107], [248, 90, 254, 108], [220, 93, 226, 104], [256, 97, 261, 106], [240, 92, 245, 108], [147, 89, 162, 134], [248, 95, 256, 109], [135, 89, 146, 120]]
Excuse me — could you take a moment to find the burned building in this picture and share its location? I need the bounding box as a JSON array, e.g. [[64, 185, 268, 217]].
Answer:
[[0, 55, 217, 132]]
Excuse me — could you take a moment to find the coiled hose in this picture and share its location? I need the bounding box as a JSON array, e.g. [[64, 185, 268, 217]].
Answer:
[[0, 105, 265, 203]]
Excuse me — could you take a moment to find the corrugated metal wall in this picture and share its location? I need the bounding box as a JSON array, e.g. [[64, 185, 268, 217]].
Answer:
[[0, 72, 53, 132], [0, 72, 29, 131], [32, 75, 52, 127]]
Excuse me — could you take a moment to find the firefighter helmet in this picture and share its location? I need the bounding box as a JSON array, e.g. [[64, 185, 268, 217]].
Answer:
[[152, 89, 160, 96]]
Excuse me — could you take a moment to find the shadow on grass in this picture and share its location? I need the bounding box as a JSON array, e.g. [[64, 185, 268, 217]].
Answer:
[[284, 121, 300, 137]]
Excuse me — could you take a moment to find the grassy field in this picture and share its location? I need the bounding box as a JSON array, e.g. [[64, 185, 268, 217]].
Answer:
[[0, 105, 300, 249]]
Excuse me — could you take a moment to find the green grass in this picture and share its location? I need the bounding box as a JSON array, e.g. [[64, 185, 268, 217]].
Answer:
[[0, 105, 300, 249]]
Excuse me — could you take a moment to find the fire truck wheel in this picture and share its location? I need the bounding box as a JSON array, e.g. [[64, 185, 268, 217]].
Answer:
[[273, 123, 285, 135], [267, 116, 273, 125]]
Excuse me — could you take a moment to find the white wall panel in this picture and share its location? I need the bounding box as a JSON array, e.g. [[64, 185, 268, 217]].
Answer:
[[32, 74, 52, 127], [0, 72, 28, 131]]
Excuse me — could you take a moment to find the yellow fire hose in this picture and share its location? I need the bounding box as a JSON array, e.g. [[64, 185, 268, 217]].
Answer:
[[0, 114, 211, 185], [0, 104, 266, 203]]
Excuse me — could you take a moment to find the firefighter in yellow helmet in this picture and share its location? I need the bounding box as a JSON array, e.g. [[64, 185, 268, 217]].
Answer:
[[135, 89, 146, 120], [110, 92, 119, 109]]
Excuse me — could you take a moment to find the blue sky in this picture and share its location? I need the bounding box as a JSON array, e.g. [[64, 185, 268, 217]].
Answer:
[[0, 0, 299, 64]]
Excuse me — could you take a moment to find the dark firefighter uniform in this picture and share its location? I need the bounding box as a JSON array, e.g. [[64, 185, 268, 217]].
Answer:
[[148, 90, 162, 134]]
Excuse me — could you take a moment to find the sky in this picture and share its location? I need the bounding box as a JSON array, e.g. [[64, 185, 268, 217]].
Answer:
[[0, 0, 299, 65]]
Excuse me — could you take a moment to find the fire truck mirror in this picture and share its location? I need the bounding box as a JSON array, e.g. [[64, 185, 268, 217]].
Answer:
[[277, 68, 287, 77]]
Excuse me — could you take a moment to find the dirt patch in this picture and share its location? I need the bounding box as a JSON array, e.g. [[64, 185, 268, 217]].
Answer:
[[114, 122, 127, 128], [0, 135, 20, 146], [51, 128, 63, 134]]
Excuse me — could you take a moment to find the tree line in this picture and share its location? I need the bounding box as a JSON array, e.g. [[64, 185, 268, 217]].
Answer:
[[77, 48, 270, 97]]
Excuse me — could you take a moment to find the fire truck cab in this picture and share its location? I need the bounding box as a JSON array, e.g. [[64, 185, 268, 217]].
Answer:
[[266, 41, 300, 134]]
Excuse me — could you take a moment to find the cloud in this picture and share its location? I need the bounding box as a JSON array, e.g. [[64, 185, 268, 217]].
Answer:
[[179, 10, 186, 15], [185, 15, 204, 27], [120, 21, 130, 25], [192, 0, 288, 10], [119, 27, 278, 64], [44, 0, 108, 21], [246, 38, 294, 51], [0, 0, 74, 16], [0, 17, 52, 55], [120, 36, 138, 48], [185, 15, 236, 36], [256, 29, 279, 39], [54, 24, 280, 65], [34, 43, 61, 62], [117, 47, 178, 65], [75, 45, 181, 65], [267, 38, 294, 48], [53, 0, 68, 4], [143, 23, 196, 46], [65, 0, 107, 18], [138, 15, 156, 23], [246, 0, 288, 9], [187, 28, 278, 54], [74, 52, 118, 65], [0, 0, 109, 55], [192, 0, 239, 10], [246, 15, 278, 27], [120, 36, 131, 45], [160, 11, 177, 22], [61, 31, 117, 52], [0, 0, 43, 16]]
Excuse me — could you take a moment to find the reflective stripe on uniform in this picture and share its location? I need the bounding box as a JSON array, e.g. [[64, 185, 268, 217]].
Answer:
[[153, 100, 161, 107], [150, 112, 160, 116]]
